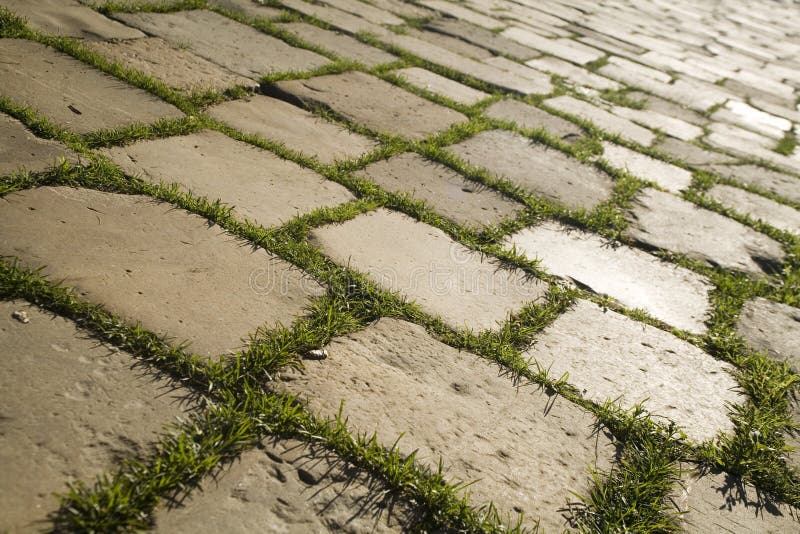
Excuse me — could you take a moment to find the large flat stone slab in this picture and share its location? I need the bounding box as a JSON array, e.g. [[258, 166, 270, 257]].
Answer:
[[601, 142, 693, 193], [208, 95, 378, 165], [207, 0, 283, 19], [654, 138, 737, 166], [0, 187, 324, 357], [447, 129, 614, 210], [736, 298, 800, 369], [102, 131, 355, 228], [1, 0, 145, 40], [275, 22, 396, 67], [394, 67, 489, 106], [0, 113, 77, 176], [502, 27, 604, 65], [309, 209, 546, 331], [0, 39, 183, 134], [484, 99, 584, 143], [523, 300, 744, 443], [506, 222, 712, 333], [425, 17, 539, 60], [0, 300, 192, 532], [525, 56, 622, 91], [705, 164, 800, 204], [544, 95, 656, 146], [707, 184, 800, 235], [113, 10, 329, 80], [271, 71, 467, 140], [610, 105, 705, 142], [626, 189, 785, 275], [281, 318, 616, 531]]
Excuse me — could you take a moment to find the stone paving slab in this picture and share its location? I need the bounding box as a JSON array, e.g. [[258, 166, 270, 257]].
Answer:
[[208, 95, 378, 165], [323, 0, 404, 25], [626, 189, 785, 275], [101, 130, 355, 228], [544, 95, 656, 146], [281, 318, 617, 531], [1, 113, 78, 176], [712, 100, 793, 140], [653, 138, 738, 166], [525, 56, 622, 91], [624, 90, 708, 127], [208, 0, 284, 19], [601, 141, 693, 193], [420, 0, 503, 30], [0, 299, 192, 532], [506, 222, 711, 333], [736, 298, 800, 369], [524, 300, 744, 443], [609, 105, 705, 142], [481, 56, 552, 88], [706, 184, 800, 235], [278, 0, 390, 36], [0, 0, 145, 40], [408, 27, 494, 61], [0, 187, 324, 357], [447, 129, 613, 210], [502, 27, 605, 65], [0, 39, 183, 134], [704, 164, 800, 204], [425, 17, 539, 60], [113, 10, 330, 80], [309, 209, 546, 331], [270, 71, 468, 140], [275, 22, 396, 67], [484, 99, 585, 143], [705, 124, 800, 175], [394, 67, 489, 106]]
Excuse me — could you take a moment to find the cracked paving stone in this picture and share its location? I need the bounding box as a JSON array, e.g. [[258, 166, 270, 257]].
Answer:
[[706, 184, 800, 235], [0, 187, 324, 357], [309, 209, 546, 331], [600, 141, 693, 193], [1, 113, 78, 175], [0, 0, 145, 40], [280, 317, 617, 532], [544, 95, 656, 146], [484, 99, 585, 143], [394, 67, 489, 106], [704, 164, 800, 204], [736, 298, 800, 369], [275, 22, 396, 68]]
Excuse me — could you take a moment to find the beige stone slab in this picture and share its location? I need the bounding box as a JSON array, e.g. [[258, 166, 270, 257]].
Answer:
[[394, 67, 489, 106], [0, 0, 144, 40], [208, 95, 378, 165], [309, 209, 546, 331], [0, 39, 183, 134], [502, 27, 605, 65], [0, 113, 77, 176], [610, 105, 705, 142], [322, 0, 404, 25], [101, 131, 355, 228], [737, 297, 800, 369], [407, 27, 494, 60], [271, 71, 468, 140], [0, 187, 324, 357], [525, 56, 621, 91], [601, 141, 693, 193], [278, 0, 390, 36], [420, 0, 504, 30], [0, 300, 193, 532], [544, 95, 656, 146], [425, 17, 539, 60], [207, 0, 283, 19], [275, 22, 396, 67], [484, 99, 584, 142], [654, 138, 737, 166], [705, 164, 800, 204], [524, 300, 744, 443], [281, 318, 616, 531], [707, 184, 800, 234]]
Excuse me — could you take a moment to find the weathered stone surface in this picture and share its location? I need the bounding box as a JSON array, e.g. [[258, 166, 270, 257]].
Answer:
[[207, 0, 283, 19], [0, 300, 192, 532], [626, 189, 785, 275], [484, 100, 584, 142], [705, 123, 800, 174], [153, 438, 418, 532], [707, 184, 800, 234], [86, 37, 257, 92], [525, 56, 621, 91], [712, 100, 793, 140], [323, 0, 404, 25], [420, 0, 503, 30], [271, 71, 467, 140], [601, 141, 693, 192], [281, 318, 616, 531], [279, 0, 389, 35], [113, 10, 329, 80], [610, 105, 704, 142], [626, 90, 708, 127], [447, 129, 613, 210], [544, 95, 656, 146], [506, 222, 711, 333], [358, 152, 523, 228], [0, 113, 77, 175], [737, 298, 800, 369], [654, 138, 737, 166], [208, 95, 378, 165], [0, 39, 183, 134], [309, 209, 546, 331], [502, 27, 605, 64], [394, 67, 489, 106], [482, 56, 552, 88], [0, 187, 324, 357], [524, 300, 744, 443], [425, 17, 539, 59], [1, 0, 145, 40], [408, 27, 494, 60], [705, 164, 800, 204], [276, 22, 396, 67], [102, 131, 355, 228]]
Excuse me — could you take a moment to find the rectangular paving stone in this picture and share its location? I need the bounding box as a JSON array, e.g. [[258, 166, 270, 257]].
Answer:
[[610, 105, 705, 142], [501, 27, 605, 65], [525, 55, 621, 91], [482, 56, 552, 87], [102, 131, 355, 228], [394, 67, 489, 106], [1, 113, 77, 176], [544, 95, 656, 146], [208, 0, 284, 19], [653, 137, 737, 166], [281, 317, 616, 531], [447, 129, 614, 210], [737, 297, 800, 370], [712, 100, 793, 140], [275, 22, 396, 67], [270, 71, 468, 140], [278, 0, 390, 35], [506, 222, 712, 333], [420, 0, 503, 30], [208, 94, 378, 165], [425, 17, 539, 59], [523, 299, 745, 443], [113, 10, 330, 80], [0, 300, 192, 532], [484, 99, 584, 143], [706, 184, 800, 235], [704, 164, 800, 204], [309, 209, 546, 331], [626, 91, 708, 127], [322, 0, 404, 25], [1, 0, 145, 40], [601, 141, 693, 193], [0, 187, 324, 357], [407, 27, 495, 60], [705, 124, 800, 174], [0, 39, 183, 134]]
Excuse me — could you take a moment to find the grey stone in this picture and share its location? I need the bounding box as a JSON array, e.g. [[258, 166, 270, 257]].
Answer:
[[705, 164, 800, 204], [0, 39, 183, 134], [309, 209, 547, 331], [484, 99, 584, 142], [0, 187, 324, 357], [506, 222, 712, 333], [0, 300, 193, 532], [601, 141, 693, 193], [609, 105, 704, 142], [712, 100, 792, 140], [420, 0, 503, 30], [523, 300, 744, 443], [0, 0, 145, 40], [705, 123, 800, 174], [208, 94, 378, 165], [281, 318, 616, 531], [207, 0, 283, 19], [322, 0, 404, 25], [482, 56, 552, 89], [101, 131, 355, 228], [653, 138, 738, 166], [447, 129, 614, 210], [544, 95, 656, 146], [707, 184, 800, 234], [0, 113, 77, 176], [425, 17, 539, 60], [278, 0, 389, 36], [626, 189, 785, 275], [394, 67, 489, 106], [276, 22, 396, 67], [525, 56, 622, 91], [368, 0, 433, 19], [626, 91, 708, 127], [271, 71, 467, 140], [737, 298, 800, 369], [407, 27, 494, 60], [502, 27, 605, 64]]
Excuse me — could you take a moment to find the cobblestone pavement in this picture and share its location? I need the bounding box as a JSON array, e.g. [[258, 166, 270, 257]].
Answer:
[[1, 0, 800, 532]]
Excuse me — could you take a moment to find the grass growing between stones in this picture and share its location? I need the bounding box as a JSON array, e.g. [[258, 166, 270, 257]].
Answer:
[[775, 131, 798, 157]]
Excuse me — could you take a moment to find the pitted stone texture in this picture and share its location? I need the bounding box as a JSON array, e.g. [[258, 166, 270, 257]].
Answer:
[[281, 318, 616, 531], [153, 438, 418, 532], [0, 39, 183, 134], [208, 95, 378, 165], [525, 56, 621, 91], [654, 138, 737, 166], [502, 27, 604, 65], [626, 189, 785, 275], [506, 223, 711, 333], [102, 131, 355, 228], [610, 105, 705, 142], [544, 95, 656, 146], [309, 209, 546, 331], [1, 114, 77, 175], [707, 184, 800, 235], [737, 298, 800, 369], [425, 18, 538, 59], [601, 142, 693, 193], [0, 0, 145, 40], [705, 164, 800, 204], [447, 130, 613, 210], [524, 300, 744, 443], [484, 100, 584, 143], [394, 67, 489, 106], [86, 38, 257, 92], [276, 22, 396, 67], [358, 153, 523, 228], [113, 10, 329, 80], [0, 300, 192, 532], [272, 71, 467, 140], [207, 0, 283, 18], [0, 187, 324, 357]]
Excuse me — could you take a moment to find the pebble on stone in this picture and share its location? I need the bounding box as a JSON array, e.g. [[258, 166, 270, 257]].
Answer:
[[1, 0, 145, 40], [705, 164, 800, 204], [523, 300, 745, 443], [706, 184, 800, 235], [601, 141, 693, 193], [276, 22, 397, 68], [309, 209, 546, 331], [736, 298, 800, 369], [394, 67, 489, 106], [0, 113, 78, 176], [484, 99, 584, 142], [544, 95, 656, 146]]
